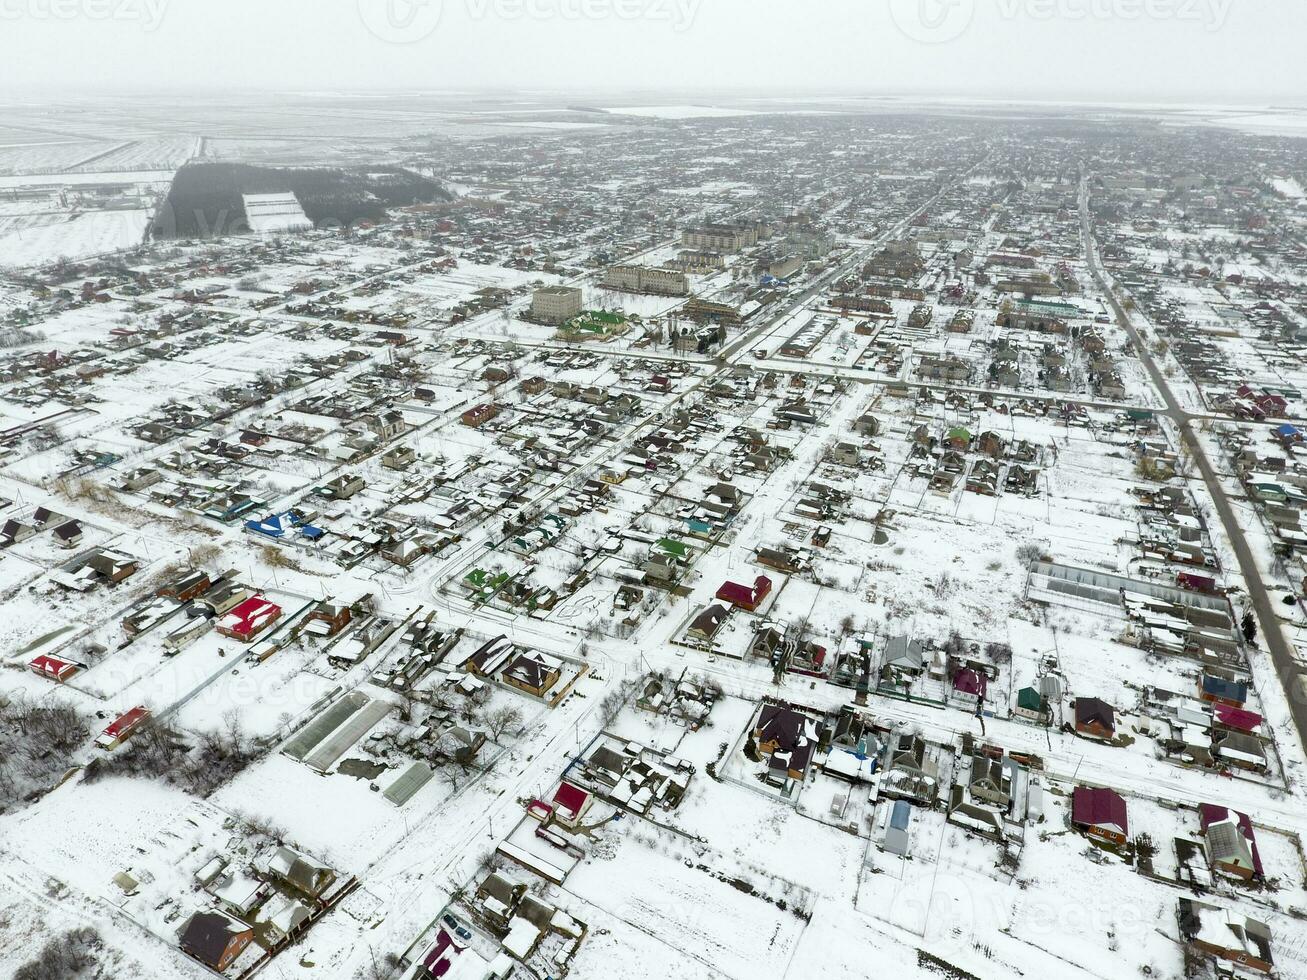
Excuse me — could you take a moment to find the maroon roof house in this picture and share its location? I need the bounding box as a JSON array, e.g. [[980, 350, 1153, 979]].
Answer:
[[716, 574, 773, 612], [1071, 786, 1129, 848], [952, 667, 988, 702]]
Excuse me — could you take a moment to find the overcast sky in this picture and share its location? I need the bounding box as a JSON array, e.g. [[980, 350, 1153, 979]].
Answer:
[[2, 0, 1303, 105]]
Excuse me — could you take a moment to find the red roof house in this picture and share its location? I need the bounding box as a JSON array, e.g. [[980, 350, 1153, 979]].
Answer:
[[1071, 786, 1129, 848], [552, 781, 593, 827], [96, 706, 151, 750], [715, 574, 773, 612], [215, 595, 282, 643], [29, 654, 78, 682]]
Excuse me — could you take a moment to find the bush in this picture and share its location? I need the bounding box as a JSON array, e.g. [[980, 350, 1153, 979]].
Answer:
[[14, 926, 102, 979], [1015, 542, 1046, 565]]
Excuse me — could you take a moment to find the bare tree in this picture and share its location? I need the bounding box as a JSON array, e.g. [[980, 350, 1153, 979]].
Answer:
[[485, 705, 523, 742], [459, 686, 491, 723], [397, 687, 423, 723]]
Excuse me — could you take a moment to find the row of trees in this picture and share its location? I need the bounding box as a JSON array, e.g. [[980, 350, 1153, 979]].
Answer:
[[13, 927, 103, 980], [82, 709, 264, 798]]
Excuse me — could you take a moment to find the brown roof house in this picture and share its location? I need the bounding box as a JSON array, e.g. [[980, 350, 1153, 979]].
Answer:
[[751, 704, 828, 794], [179, 908, 254, 972], [1073, 697, 1116, 741], [266, 846, 337, 903], [687, 604, 728, 644], [502, 650, 563, 698]]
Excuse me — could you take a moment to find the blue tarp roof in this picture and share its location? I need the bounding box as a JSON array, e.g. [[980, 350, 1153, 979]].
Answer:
[[1203, 675, 1248, 701], [890, 799, 912, 830], [246, 511, 323, 540]]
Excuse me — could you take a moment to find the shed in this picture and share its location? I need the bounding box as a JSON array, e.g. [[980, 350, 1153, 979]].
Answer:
[[883, 800, 912, 856]]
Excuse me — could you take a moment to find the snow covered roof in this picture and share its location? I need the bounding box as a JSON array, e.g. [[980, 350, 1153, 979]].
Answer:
[[502, 915, 542, 958]]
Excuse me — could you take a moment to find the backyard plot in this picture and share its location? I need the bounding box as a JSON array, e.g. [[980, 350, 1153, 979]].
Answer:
[[564, 831, 810, 980]]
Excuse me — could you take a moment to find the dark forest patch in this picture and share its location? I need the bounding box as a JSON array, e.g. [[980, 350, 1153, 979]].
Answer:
[[152, 162, 450, 239]]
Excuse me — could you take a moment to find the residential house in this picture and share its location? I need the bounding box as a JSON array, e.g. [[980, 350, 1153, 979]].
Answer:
[[179, 909, 254, 973], [86, 549, 138, 584], [461, 403, 500, 428], [830, 441, 861, 467], [951, 667, 988, 707], [1177, 899, 1273, 975], [755, 546, 804, 574], [947, 786, 1005, 839], [687, 604, 728, 643], [157, 569, 212, 602], [967, 755, 1012, 809], [381, 445, 416, 470], [1212, 729, 1268, 773], [716, 574, 773, 612], [305, 598, 352, 638], [882, 733, 939, 804], [881, 636, 924, 680], [853, 413, 882, 437], [1074, 697, 1116, 741], [465, 635, 515, 677], [267, 846, 337, 903], [95, 706, 151, 750], [975, 431, 1007, 459], [1200, 672, 1249, 708], [1014, 686, 1050, 724], [52, 520, 83, 549], [320, 473, 365, 500], [965, 459, 1001, 495], [1005, 464, 1039, 495], [501, 651, 563, 698], [549, 781, 593, 828], [1071, 786, 1129, 848], [944, 426, 972, 451], [1198, 805, 1263, 882], [753, 703, 827, 789], [215, 595, 282, 643], [363, 410, 406, 442]]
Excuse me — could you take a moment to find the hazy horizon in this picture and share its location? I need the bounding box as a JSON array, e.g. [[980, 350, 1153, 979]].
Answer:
[[2, 0, 1304, 104]]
